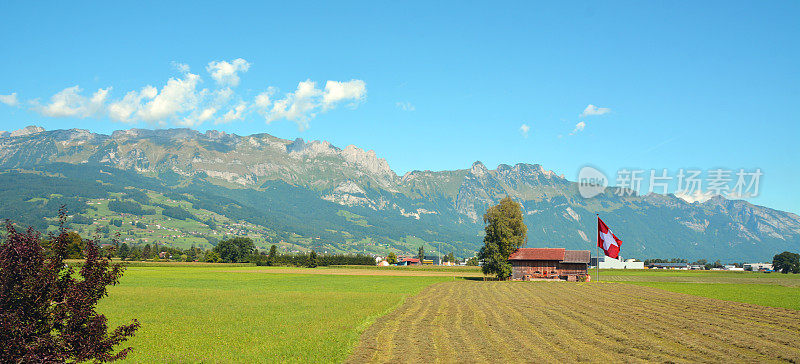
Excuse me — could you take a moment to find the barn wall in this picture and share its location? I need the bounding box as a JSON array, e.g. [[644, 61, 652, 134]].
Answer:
[[557, 263, 588, 276], [511, 260, 559, 280]]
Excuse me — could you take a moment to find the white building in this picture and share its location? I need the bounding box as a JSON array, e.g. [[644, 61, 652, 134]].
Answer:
[[590, 256, 644, 269], [744, 263, 773, 271]]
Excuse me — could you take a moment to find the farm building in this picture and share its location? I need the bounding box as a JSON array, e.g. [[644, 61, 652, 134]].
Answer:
[[508, 248, 590, 281], [590, 256, 644, 269], [397, 258, 420, 266], [744, 263, 773, 271]]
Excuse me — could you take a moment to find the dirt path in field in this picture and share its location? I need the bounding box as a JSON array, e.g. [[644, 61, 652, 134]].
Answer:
[[347, 281, 800, 363]]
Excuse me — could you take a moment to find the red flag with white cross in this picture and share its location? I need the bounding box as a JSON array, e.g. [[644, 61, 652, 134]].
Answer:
[[597, 217, 622, 259]]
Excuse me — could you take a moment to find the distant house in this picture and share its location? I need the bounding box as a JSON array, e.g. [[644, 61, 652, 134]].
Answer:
[[508, 248, 590, 281], [744, 263, 773, 271], [398, 258, 420, 266]]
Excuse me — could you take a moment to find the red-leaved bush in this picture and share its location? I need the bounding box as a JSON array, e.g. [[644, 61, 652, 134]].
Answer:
[[0, 211, 139, 363]]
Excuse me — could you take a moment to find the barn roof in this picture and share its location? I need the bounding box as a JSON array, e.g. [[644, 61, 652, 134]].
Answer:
[[562, 250, 591, 264], [401, 258, 420, 263], [508, 248, 565, 261]]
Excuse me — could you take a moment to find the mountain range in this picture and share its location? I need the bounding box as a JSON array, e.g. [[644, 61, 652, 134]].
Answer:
[[0, 125, 798, 261]]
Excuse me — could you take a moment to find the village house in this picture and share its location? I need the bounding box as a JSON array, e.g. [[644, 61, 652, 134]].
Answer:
[[508, 248, 590, 281]]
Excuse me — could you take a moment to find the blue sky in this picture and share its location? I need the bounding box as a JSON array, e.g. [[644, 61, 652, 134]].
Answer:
[[1, 1, 798, 213]]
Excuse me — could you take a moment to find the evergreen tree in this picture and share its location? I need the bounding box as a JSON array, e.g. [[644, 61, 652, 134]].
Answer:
[[418, 246, 425, 263], [267, 245, 278, 266], [307, 250, 318, 268], [118, 243, 130, 260]]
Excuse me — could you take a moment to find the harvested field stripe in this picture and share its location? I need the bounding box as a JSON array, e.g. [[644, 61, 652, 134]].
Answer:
[[348, 281, 800, 363]]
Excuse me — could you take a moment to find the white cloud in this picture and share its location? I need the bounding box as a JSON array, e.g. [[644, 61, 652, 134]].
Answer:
[[256, 79, 366, 130], [217, 102, 247, 124], [519, 123, 530, 138], [254, 88, 274, 109], [580, 104, 611, 117], [173, 62, 191, 74], [0, 93, 19, 107], [396, 101, 415, 111], [570, 121, 586, 135], [178, 107, 216, 127], [206, 58, 250, 87], [322, 80, 366, 110], [34, 86, 110, 118], [108, 73, 203, 123], [17, 59, 366, 130], [138, 73, 202, 122]]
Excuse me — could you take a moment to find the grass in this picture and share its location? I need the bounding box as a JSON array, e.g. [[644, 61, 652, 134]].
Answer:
[[99, 266, 450, 363], [625, 282, 800, 310], [596, 269, 800, 309], [330, 264, 483, 273], [95, 265, 800, 362], [348, 281, 800, 363]]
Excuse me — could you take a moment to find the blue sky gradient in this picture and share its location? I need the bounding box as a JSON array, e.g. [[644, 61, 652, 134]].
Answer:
[[1, 1, 798, 213]]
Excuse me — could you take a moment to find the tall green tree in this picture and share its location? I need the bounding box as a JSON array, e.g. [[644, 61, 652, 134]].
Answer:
[[204, 250, 221, 263], [118, 243, 130, 260], [386, 252, 398, 265], [306, 250, 318, 268], [267, 245, 278, 266], [773, 251, 800, 274], [213, 237, 256, 263], [477, 197, 527, 279], [417, 246, 425, 263]]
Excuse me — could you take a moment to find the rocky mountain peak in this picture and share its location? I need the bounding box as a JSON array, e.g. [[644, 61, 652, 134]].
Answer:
[[9, 125, 45, 137], [470, 161, 488, 176]]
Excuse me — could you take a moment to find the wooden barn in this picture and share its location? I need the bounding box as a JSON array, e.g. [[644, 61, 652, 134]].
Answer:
[[508, 248, 590, 281]]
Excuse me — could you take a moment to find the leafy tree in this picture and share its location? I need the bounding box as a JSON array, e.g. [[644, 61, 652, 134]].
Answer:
[[204, 250, 221, 263], [118, 243, 130, 260], [212, 237, 256, 263], [266, 245, 278, 266], [477, 197, 527, 279], [417, 246, 425, 263], [386, 252, 398, 265], [446, 252, 456, 263], [773, 251, 800, 274], [61, 231, 87, 259], [128, 246, 142, 261], [0, 213, 139, 362], [306, 250, 318, 268], [466, 257, 479, 266]]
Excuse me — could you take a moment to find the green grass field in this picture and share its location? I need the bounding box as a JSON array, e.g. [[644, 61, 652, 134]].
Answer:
[[99, 266, 450, 363], [95, 265, 800, 362], [599, 269, 800, 310]]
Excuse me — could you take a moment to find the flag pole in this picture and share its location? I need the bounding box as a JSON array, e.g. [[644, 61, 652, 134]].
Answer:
[[596, 214, 600, 282]]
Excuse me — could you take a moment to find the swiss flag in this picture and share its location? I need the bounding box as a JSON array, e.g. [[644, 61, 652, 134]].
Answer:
[[597, 217, 622, 259]]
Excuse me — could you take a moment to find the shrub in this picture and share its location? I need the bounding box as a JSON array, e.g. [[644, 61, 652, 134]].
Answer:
[[0, 211, 139, 362]]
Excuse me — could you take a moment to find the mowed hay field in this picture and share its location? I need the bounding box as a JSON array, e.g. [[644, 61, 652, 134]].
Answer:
[[348, 281, 800, 363], [601, 269, 800, 310], [98, 266, 451, 363]]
